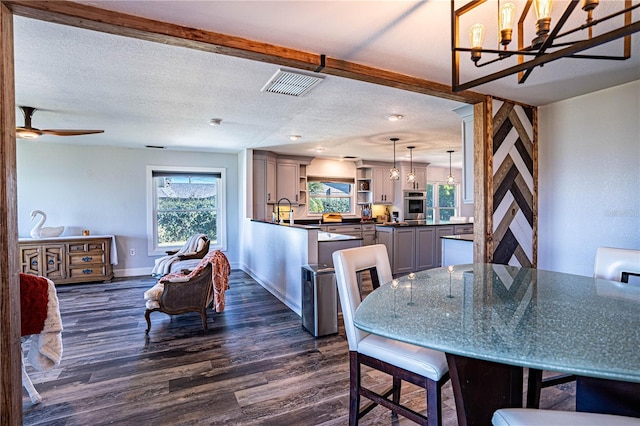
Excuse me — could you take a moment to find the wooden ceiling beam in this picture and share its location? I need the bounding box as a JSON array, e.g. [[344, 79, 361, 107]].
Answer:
[[3, 0, 485, 104]]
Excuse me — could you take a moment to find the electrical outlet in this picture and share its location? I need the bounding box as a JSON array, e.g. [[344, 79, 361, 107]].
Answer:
[[129, 248, 136, 256]]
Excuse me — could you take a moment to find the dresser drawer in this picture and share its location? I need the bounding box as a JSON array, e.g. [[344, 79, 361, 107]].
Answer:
[[69, 251, 106, 266], [68, 264, 108, 280], [68, 241, 106, 253]]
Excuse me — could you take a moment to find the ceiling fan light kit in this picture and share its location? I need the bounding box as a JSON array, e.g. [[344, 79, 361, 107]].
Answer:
[[451, 0, 640, 92], [16, 106, 104, 139]]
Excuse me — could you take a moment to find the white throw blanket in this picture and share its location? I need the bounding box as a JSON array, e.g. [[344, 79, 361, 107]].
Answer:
[[151, 234, 207, 277], [26, 277, 63, 371]]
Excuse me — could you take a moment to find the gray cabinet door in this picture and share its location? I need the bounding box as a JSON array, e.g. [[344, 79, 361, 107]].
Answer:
[[393, 227, 416, 275], [375, 228, 394, 271], [415, 227, 436, 271]]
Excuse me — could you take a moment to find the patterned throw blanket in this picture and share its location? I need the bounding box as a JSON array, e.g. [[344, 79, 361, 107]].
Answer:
[[20, 273, 63, 370], [152, 250, 231, 312], [151, 234, 208, 277]]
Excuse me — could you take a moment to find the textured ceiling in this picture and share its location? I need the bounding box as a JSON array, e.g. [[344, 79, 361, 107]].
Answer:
[[12, 1, 640, 168]]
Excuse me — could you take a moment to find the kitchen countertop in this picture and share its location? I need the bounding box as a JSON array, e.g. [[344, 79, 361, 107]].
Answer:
[[376, 221, 474, 228], [318, 231, 362, 242], [440, 234, 474, 241]]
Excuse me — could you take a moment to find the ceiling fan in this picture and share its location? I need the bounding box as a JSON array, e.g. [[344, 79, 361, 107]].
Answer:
[[16, 106, 104, 139]]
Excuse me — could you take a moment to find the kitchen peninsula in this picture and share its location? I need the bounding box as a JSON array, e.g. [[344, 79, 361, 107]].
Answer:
[[245, 217, 474, 315]]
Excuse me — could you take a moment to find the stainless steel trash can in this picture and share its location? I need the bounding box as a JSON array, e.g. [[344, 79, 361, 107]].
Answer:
[[301, 264, 338, 337]]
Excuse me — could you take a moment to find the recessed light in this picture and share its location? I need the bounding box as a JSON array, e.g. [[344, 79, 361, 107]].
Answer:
[[289, 135, 301, 141], [209, 118, 222, 126], [386, 114, 404, 122]]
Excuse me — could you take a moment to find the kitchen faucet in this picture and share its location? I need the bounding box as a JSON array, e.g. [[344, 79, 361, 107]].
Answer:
[[276, 198, 292, 224]]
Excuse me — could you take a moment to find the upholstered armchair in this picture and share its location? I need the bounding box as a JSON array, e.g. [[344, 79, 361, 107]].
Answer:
[[144, 250, 230, 334]]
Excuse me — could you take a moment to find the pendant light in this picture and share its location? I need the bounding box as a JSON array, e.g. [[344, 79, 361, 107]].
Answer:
[[407, 146, 416, 184], [447, 150, 455, 184], [389, 138, 400, 180]]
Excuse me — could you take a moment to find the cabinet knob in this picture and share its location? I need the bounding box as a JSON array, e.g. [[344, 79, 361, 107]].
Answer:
[[82, 269, 93, 274], [47, 259, 54, 265], [82, 256, 93, 262], [31, 260, 38, 266]]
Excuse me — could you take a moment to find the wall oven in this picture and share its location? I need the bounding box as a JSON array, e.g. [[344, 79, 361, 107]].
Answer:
[[403, 191, 427, 220]]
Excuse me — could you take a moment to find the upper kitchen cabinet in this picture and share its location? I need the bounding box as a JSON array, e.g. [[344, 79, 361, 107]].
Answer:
[[253, 151, 312, 218], [355, 160, 395, 204], [372, 166, 395, 204], [400, 161, 428, 191], [253, 151, 277, 220], [276, 160, 299, 204]]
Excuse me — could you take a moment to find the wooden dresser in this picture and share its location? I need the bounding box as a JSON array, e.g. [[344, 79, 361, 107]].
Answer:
[[19, 236, 115, 284]]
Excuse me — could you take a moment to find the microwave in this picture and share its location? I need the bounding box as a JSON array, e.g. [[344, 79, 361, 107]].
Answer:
[[403, 191, 427, 220]]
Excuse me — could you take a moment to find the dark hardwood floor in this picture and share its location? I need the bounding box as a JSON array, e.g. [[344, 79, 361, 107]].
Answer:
[[22, 271, 575, 425]]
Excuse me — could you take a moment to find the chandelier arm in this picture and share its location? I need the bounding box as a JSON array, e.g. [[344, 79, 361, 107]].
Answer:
[[453, 19, 640, 92], [519, 0, 580, 84], [556, 2, 640, 40]]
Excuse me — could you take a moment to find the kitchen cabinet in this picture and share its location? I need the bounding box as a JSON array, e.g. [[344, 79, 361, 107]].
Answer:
[[252, 151, 277, 220], [323, 224, 362, 238], [375, 227, 394, 269], [19, 236, 114, 284], [400, 162, 428, 191], [376, 224, 460, 275], [415, 227, 437, 270], [372, 166, 394, 204], [393, 227, 416, 275], [362, 224, 376, 246], [253, 151, 313, 219], [276, 161, 300, 204]]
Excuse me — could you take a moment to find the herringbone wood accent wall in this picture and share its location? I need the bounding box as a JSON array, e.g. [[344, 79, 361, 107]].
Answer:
[[491, 100, 536, 267]]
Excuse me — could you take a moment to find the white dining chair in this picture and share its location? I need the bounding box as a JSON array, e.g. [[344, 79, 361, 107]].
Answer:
[[594, 247, 640, 283], [492, 408, 640, 426], [527, 246, 640, 408], [332, 244, 449, 426]]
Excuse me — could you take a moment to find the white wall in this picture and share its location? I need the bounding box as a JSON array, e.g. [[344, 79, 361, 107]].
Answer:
[[17, 142, 240, 276], [538, 80, 640, 276]]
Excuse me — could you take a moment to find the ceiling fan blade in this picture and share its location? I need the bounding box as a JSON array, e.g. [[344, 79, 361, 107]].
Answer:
[[41, 129, 105, 136]]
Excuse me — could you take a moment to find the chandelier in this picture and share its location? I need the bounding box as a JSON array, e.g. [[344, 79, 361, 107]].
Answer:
[[451, 0, 640, 92], [407, 146, 416, 183], [447, 150, 455, 184], [390, 138, 400, 180]]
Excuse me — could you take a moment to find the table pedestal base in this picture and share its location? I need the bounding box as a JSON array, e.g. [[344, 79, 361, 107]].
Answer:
[[446, 353, 523, 426]]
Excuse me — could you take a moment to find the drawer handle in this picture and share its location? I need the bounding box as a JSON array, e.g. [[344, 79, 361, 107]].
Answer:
[[31, 260, 38, 266], [82, 269, 93, 274], [82, 256, 93, 262]]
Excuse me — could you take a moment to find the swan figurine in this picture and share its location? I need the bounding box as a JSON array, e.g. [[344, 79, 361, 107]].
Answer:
[[30, 210, 64, 238]]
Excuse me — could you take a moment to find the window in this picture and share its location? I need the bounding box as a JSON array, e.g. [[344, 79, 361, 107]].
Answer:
[[308, 177, 354, 215], [426, 182, 458, 223], [147, 166, 226, 255]]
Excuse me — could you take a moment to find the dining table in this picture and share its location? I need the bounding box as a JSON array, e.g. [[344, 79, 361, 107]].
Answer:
[[353, 263, 640, 425]]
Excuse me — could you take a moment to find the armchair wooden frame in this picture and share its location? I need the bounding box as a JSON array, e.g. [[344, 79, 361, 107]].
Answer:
[[145, 262, 213, 333]]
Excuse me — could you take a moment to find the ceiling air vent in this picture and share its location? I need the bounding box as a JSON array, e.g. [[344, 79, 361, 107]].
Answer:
[[261, 69, 324, 97]]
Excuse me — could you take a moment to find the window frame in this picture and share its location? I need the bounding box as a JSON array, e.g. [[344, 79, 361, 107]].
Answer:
[[426, 181, 460, 224], [307, 177, 355, 216], [146, 165, 226, 256]]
